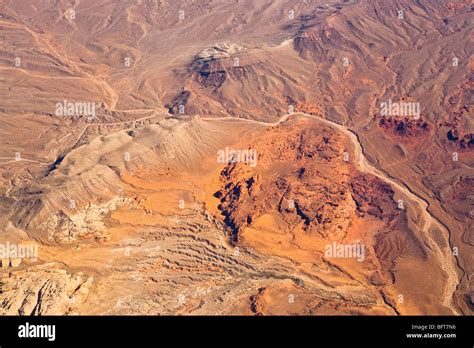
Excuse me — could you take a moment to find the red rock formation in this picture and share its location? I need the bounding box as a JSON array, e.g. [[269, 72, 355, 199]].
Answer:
[[194, 60, 227, 89], [350, 173, 400, 222], [446, 125, 473, 150], [215, 123, 357, 242], [249, 287, 267, 315], [377, 116, 431, 138]]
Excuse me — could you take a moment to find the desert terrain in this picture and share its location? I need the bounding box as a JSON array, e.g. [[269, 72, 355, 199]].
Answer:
[[0, 0, 472, 315]]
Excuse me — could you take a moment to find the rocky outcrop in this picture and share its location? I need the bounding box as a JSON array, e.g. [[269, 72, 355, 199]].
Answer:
[[189, 42, 247, 90], [195, 60, 227, 89], [350, 173, 399, 221], [167, 90, 192, 115], [215, 121, 356, 242], [378, 116, 431, 138], [39, 196, 133, 244], [446, 124, 474, 150], [448, 130, 473, 149], [0, 263, 92, 315], [249, 287, 267, 315]]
